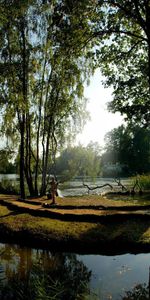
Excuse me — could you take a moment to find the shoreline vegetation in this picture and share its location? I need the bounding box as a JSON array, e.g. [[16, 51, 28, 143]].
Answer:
[[1, 194, 150, 254]]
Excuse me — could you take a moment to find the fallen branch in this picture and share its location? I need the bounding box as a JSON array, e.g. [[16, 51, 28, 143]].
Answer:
[[83, 182, 113, 194]]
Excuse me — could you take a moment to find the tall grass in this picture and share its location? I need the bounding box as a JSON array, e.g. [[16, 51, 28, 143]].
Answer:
[[132, 174, 150, 190]]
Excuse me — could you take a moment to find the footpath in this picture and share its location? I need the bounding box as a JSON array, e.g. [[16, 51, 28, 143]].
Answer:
[[1, 194, 150, 222]]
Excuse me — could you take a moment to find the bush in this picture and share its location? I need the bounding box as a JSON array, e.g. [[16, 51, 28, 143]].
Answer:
[[0, 179, 19, 195], [133, 174, 150, 191]]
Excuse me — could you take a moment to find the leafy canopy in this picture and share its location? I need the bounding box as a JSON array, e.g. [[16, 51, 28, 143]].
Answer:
[[92, 0, 150, 125]]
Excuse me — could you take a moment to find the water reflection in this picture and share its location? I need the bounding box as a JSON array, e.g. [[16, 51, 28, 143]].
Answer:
[[79, 253, 150, 299], [0, 244, 92, 300], [121, 283, 149, 300], [1, 244, 150, 299]]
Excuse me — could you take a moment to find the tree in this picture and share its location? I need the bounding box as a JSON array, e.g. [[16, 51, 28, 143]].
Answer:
[[93, 0, 150, 126], [55, 142, 101, 180], [102, 124, 150, 175], [0, 0, 96, 197]]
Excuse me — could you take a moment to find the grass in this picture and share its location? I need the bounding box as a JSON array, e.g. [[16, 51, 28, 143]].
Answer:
[[24, 194, 150, 206], [0, 204, 98, 238], [1, 196, 150, 253]]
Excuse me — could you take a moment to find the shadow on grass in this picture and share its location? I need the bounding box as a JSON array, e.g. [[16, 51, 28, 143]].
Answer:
[[0, 211, 24, 219], [79, 218, 150, 255]]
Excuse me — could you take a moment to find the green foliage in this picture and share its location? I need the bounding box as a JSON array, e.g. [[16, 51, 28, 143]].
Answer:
[[3, 0, 150, 194], [55, 142, 101, 180], [134, 174, 150, 191], [0, 0, 97, 196], [102, 124, 150, 176], [0, 179, 19, 195], [0, 161, 14, 174], [0, 149, 17, 174], [93, 0, 150, 126]]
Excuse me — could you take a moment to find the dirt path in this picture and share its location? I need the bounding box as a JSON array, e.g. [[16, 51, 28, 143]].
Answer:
[[1, 194, 150, 222]]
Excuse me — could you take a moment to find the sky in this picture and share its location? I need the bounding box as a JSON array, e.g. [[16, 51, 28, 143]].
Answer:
[[76, 69, 124, 147]]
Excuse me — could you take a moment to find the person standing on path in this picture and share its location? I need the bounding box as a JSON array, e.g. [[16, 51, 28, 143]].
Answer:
[[50, 177, 58, 204]]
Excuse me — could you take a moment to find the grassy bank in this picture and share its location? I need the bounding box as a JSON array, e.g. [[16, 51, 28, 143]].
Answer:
[[1, 197, 150, 254]]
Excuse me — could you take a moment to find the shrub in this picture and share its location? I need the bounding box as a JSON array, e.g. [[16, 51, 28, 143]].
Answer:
[[133, 174, 150, 191], [0, 179, 19, 195]]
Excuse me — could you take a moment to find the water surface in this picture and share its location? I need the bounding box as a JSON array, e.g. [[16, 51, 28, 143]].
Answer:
[[0, 243, 150, 299]]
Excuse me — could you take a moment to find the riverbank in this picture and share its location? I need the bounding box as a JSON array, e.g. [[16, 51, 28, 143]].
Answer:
[[1, 194, 150, 254]]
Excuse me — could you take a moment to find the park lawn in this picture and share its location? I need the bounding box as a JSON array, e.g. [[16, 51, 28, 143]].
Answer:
[[0, 204, 104, 240], [1, 202, 150, 253]]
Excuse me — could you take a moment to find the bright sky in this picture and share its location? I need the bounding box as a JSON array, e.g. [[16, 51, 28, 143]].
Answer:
[[76, 69, 124, 147]]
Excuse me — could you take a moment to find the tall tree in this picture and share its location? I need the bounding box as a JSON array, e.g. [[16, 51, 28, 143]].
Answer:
[[0, 0, 96, 197], [0, 0, 34, 198], [93, 0, 150, 125]]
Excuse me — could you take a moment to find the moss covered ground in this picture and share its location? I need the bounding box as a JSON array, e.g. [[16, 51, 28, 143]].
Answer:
[[1, 194, 150, 254]]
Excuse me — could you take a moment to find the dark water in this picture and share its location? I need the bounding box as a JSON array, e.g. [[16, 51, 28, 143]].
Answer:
[[0, 243, 150, 300]]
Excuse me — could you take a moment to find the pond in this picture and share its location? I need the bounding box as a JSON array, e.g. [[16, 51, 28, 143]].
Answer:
[[0, 243, 150, 300], [59, 177, 132, 196], [0, 174, 132, 196]]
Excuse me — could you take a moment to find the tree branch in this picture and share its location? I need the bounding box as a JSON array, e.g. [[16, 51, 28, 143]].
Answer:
[[114, 178, 128, 191], [93, 29, 147, 42], [133, 0, 146, 32], [30, 148, 42, 173], [83, 182, 113, 194], [103, 0, 146, 30]]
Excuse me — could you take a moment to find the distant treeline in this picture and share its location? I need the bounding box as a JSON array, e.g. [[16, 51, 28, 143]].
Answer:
[[1, 124, 150, 178], [54, 124, 150, 179], [102, 124, 150, 177]]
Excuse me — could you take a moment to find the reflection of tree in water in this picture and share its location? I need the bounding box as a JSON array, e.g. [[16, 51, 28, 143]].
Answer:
[[121, 283, 149, 300], [0, 245, 92, 300]]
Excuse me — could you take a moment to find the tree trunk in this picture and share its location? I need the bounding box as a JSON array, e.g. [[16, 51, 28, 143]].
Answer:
[[20, 21, 27, 199], [40, 124, 51, 196], [39, 68, 54, 196], [25, 113, 35, 196], [20, 19, 35, 197], [34, 53, 48, 195], [20, 120, 25, 199], [144, 2, 150, 89]]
